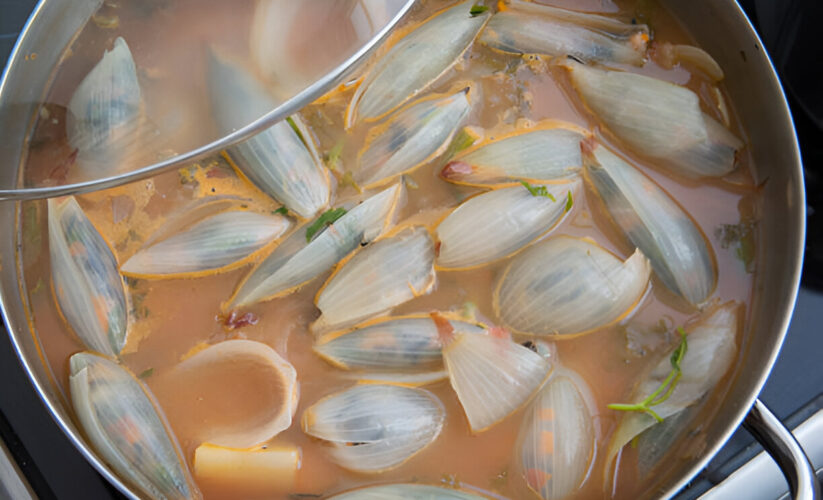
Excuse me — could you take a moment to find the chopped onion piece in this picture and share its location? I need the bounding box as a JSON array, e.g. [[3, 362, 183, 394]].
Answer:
[[494, 235, 651, 336], [301, 384, 444, 472]]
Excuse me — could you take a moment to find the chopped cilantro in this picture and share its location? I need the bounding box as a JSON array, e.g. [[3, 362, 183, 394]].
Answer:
[[520, 180, 556, 201], [273, 207, 289, 216], [565, 190, 573, 212], [306, 208, 347, 242]]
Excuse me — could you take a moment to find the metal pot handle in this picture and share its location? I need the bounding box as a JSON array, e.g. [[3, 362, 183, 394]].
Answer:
[[743, 399, 820, 499]]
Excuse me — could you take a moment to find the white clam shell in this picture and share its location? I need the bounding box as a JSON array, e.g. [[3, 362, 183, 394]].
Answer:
[[207, 50, 330, 218], [480, 0, 649, 66], [435, 181, 579, 270], [301, 384, 445, 472], [605, 302, 740, 472], [494, 235, 651, 336], [67, 37, 142, 174], [121, 210, 290, 277], [229, 184, 404, 309], [314, 315, 486, 371], [48, 197, 127, 357], [583, 143, 716, 306], [519, 369, 598, 500], [69, 352, 200, 500], [170, 340, 298, 449], [564, 61, 742, 178], [313, 226, 436, 333], [345, 0, 489, 127], [329, 483, 488, 499], [441, 123, 586, 187], [356, 89, 471, 189], [443, 331, 552, 433]]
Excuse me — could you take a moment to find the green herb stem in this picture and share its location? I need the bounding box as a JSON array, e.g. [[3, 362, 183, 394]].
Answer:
[[305, 208, 347, 242], [520, 180, 556, 201]]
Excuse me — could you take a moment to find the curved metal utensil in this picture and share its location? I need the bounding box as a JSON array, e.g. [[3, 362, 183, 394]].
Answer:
[[0, 0, 416, 201], [743, 399, 820, 500]]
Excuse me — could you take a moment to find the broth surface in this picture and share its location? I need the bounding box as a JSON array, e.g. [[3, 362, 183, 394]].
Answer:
[[17, 1, 760, 499]]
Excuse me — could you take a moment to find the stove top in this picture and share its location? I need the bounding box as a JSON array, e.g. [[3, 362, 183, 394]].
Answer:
[[1, 1, 821, 499]]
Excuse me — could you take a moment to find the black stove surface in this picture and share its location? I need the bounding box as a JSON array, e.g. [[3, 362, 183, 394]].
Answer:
[[0, 1, 821, 499]]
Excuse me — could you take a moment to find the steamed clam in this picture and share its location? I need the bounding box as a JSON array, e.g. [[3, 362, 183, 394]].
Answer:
[[582, 141, 716, 306], [207, 49, 330, 218], [435, 180, 579, 270], [67, 37, 142, 174], [433, 314, 552, 433], [345, 0, 490, 127], [562, 60, 743, 178], [518, 367, 598, 500], [69, 352, 200, 499], [440, 122, 586, 187], [312, 226, 436, 334], [301, 384, 445, 472], [121, 208, 290, 278], [228, 184, 404, 309], [49, 197, 127, 357], [494, 236, 651, 337], [356, 88, 472, 189], [479, 0, 649, 66], [605, 302, 740, 474]]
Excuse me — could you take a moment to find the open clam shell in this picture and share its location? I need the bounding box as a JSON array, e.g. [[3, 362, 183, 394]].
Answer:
[[494, 235, 651, 337], [301, 384, 445, 473], [207, 49, 330, 218], [67, 37, 142, 174], [121, 209, 290, 278], [519, 368, 598, 500], [345, 0, 489, 127], [356, 88, 472, 189], [48, 197, 127, 357], [562, 61, 742, 178], [582, 142, 716, 306], [69, 352, 200, 500], [435, 180, 579, 270], [312, 226, 436, 334], [440, 122, 586, 187], [479, 0, 649, 66], [229, 184, 404, 309]]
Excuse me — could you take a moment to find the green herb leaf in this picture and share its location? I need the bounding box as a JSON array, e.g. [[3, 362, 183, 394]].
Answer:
[[520, 180, 556, 202], [273, 207, 289, 216], [470, 3, 489, 16], [306, 208, 347, 242], [285, 116, 307, 145], [138, 368, 154, 379], [565, 190, 574, 212], [607, 325, 689, 423]]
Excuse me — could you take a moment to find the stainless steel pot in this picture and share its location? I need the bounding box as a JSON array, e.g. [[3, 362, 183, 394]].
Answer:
[[0, 1, 816, 499]]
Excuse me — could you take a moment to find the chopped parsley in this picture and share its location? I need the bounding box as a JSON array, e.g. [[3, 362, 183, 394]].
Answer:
[[444, 128, 478, 160], [470, 3, 489, 16], [607, 327, 688, 422], [520, 180, 556, 202], [565, 190, 574, 212], [273, 207, 289, 216], [306, 208, 347, 242]]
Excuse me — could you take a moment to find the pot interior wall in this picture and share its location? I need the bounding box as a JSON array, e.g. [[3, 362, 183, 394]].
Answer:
[[0, 1, 805, 499]]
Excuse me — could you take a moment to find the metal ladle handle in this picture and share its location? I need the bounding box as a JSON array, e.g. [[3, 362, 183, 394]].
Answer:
[[743, 399, 820, 499]]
